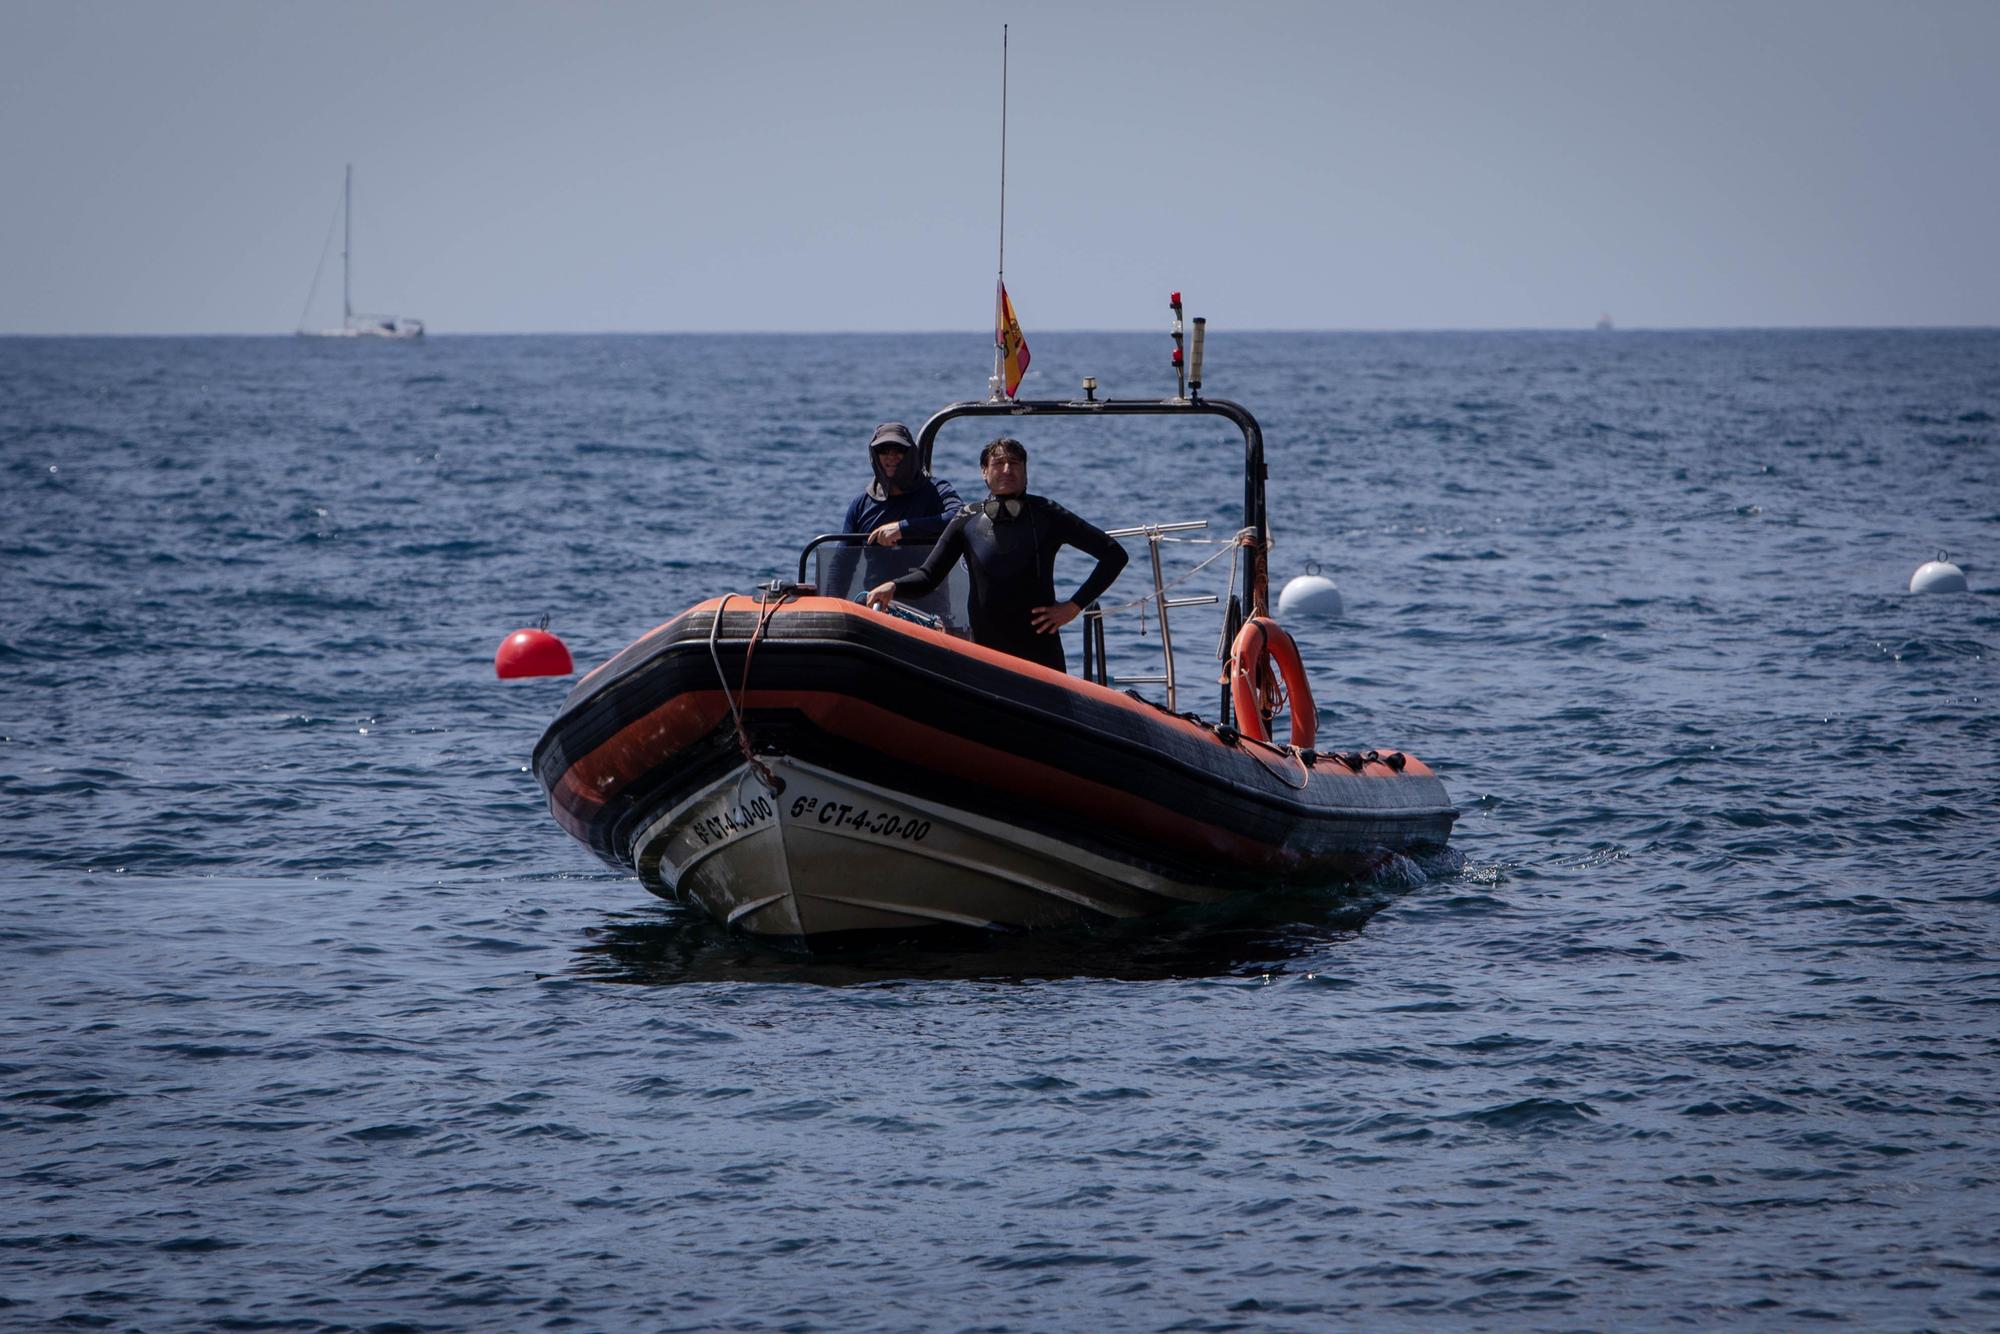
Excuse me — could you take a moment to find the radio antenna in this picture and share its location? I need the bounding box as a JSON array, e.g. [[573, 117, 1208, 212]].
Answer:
[[989, 25, 1010, 399], [998, 25, 1008, 282]]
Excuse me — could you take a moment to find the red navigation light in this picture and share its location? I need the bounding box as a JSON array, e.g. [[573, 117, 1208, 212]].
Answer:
[[1171, 347, 1183, 364], [1170, 291, 1182, 307]]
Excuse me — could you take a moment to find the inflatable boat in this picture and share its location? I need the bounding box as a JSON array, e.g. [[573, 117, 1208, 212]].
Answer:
[[534, 387, 1457, 945]]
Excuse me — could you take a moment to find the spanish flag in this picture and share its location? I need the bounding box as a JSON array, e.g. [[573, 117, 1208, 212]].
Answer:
[[996, 280, 1030, 398]]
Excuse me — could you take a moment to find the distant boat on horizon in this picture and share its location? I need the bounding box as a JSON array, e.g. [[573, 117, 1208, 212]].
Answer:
[[297, 165, 424, 340], [1595, 313, 1614, 331]]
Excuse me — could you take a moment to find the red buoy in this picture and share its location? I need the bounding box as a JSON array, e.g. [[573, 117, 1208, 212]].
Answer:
[[495, 627, 573, 679]]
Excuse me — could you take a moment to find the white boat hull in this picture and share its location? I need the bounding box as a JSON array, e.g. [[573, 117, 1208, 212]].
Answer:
[[633, 756, 1237, 942], [301, 321, 424, 340]]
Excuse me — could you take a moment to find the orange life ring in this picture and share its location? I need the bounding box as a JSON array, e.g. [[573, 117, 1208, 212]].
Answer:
[[1228, 616, 1317, 749]]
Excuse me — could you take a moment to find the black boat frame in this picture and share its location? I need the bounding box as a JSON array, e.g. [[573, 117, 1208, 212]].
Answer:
[[914, 396, 1270, 621]]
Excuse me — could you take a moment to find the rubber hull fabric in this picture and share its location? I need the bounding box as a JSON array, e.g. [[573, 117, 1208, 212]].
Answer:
[[533, 598, 1457, 946]]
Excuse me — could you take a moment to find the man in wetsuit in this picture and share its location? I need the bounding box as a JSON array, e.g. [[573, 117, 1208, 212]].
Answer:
[[827, 421, 963, 600], [867, 436, 1127, 673]]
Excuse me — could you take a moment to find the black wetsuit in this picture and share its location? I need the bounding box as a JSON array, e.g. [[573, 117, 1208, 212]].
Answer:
[[891, 495, 1128, 672]]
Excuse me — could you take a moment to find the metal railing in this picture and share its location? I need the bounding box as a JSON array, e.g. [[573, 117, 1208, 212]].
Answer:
[[1082, 520, 1219, 713], [801, 522, 1239, 721]]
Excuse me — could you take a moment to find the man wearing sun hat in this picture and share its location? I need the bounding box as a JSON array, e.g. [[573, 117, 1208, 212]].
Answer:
[[839, 421, 963, 549], [824, 422, 964, 605]]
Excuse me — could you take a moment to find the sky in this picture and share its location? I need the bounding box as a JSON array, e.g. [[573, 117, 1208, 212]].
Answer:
[[2, 0, 1995, 334]]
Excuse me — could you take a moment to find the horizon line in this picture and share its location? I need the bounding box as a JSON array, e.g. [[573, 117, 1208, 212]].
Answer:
[[4, 323, 1999, 339]]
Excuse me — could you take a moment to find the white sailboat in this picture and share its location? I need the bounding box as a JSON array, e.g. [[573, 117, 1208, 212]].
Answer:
[[297, 165, 424, 339]]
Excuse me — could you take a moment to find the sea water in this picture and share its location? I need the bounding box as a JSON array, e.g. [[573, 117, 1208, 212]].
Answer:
[[2, 330, 1996, 1330]]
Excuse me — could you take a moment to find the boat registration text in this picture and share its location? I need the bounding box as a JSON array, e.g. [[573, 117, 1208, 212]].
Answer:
[[689, 795, 777, 848], [792, 794, 932, 842]]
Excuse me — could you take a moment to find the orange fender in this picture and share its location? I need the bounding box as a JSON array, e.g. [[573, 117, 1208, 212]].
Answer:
[[1228, 616, 1318, 749]]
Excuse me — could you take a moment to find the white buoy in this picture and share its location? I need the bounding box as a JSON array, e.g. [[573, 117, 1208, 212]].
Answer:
[[1910, 551, 1968, 595], [1277, 563, 1343, 619]]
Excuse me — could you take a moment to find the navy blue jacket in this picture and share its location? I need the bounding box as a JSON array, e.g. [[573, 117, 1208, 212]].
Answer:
[[839, 475, 964, 545], [824, 474, 964, 599]]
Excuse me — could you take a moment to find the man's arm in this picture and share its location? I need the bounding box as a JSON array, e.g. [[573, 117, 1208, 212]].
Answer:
[[897, 476, 964, 544], [871, 509, 969, 608], [1053, 503, 1130, 610]]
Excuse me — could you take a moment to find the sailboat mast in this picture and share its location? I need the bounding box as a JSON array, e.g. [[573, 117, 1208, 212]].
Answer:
[[342, 164, 353, 324]]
